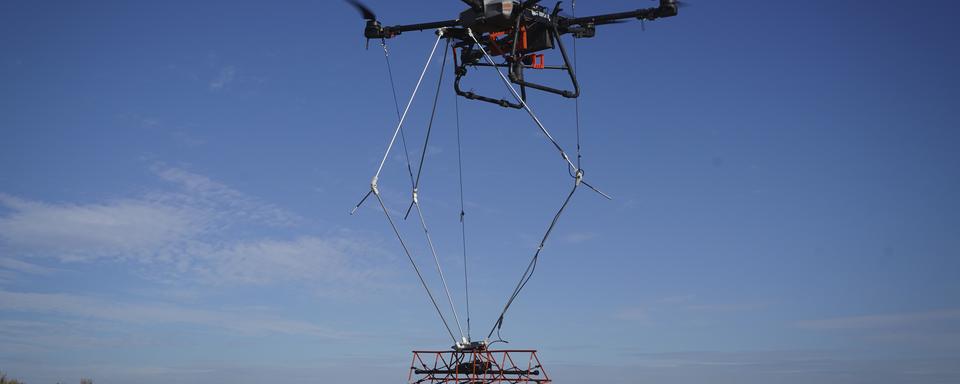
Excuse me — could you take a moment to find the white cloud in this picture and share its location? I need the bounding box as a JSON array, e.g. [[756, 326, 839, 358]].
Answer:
[[0, 166, 383, 289], [797, 309, 960, 330], [151, 164, 299, 227], [189, 236, 382, 286], [552, 351, 960, 384], [0, 257, 55, 275], [0, 289, 343, 338], [614, 294, 764, 324], [0, 194, 198, 261], [209, 66, 235, 90], [562, 231, 598, 244], [614, 307, 652, 323]]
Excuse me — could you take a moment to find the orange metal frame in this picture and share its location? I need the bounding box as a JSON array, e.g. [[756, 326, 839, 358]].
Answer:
[[409, 349, 550, 384]]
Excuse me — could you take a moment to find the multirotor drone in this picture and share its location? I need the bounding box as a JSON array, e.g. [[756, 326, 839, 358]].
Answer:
[[347, 2, 683, 383], [348, 0, 681, 108]]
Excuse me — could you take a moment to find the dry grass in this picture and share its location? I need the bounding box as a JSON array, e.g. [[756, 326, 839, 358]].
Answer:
[[0, 372, 93, 384], [0, 372, 24, 384]]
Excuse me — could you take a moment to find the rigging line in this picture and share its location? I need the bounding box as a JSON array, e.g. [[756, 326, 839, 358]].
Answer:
[[415, 200, 465, 340], [407, 39, 467, 340], [454, 70, 472, 340], [465, 29, 578, 174], [352, 33, 443, 215], [572, 0, 582, 170], [381, 39, 417, 189], [487, 177, 581, 340], [465, 28, 612, 201], [373, 191, 459, 344], [404, 38, 451, 220], [370, 31, 443, 195]]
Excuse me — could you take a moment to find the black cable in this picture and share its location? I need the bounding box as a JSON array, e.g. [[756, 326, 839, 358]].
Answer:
[[572, 0, 583, 170], [404, 39, 452, 220], [454, 62, 472, 340], [405, 39, 468, 339], [374, 192, 459, 344], [487, 180, 580, 340], [412, 39, 451, 192], [381, 39, 417, 189]]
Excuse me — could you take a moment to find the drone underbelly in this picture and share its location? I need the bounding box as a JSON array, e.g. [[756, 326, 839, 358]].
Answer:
[[460, 0, 518, 33]]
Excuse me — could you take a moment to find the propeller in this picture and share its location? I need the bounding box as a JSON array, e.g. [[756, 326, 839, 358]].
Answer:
[[345, 0, 377, 21], [460, 0, 483, 11], [655, 0, 691, 9], [522, 0, 543, 8]]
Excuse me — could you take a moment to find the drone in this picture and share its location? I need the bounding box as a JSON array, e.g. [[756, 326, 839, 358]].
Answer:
[[346, 3, 685, 383], [347, 0, 681, 108]]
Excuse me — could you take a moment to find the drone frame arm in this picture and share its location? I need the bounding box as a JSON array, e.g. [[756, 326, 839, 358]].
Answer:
[[366, 19, 461, 39], [557, 2, 679, 31]]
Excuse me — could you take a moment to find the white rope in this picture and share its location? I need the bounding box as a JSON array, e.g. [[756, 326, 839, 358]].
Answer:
[[414, 200, 465, 340], [359, 31, 461, 343], [465, 29, 610, 200], [374, 192, 459, 343], [406, 40, 466, 340], [464, 28, 608, 338], [466, 29, 579, 174], [371, 32, 445, 192]]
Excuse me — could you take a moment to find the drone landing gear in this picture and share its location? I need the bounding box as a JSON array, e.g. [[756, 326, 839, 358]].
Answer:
[[452, 20, 580, 109], [409, 349, 550, 384]]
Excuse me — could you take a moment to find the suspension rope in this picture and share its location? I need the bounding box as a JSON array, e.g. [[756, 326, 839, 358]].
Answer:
[[464, 28, 601, 339], [572, 0, 583, 170], [488, 174, 582, 340], [351, 32, 444, 215], [406, 39, 467, 340], [374, 192, 458, 344], [465, 30, 578, 174], [455, 69, 472, 340], [465, 29, 610, 200], [381, 39, 417, 189], [404, 37, 450, 220], [372, 32, 443, 194], [353, 32, 459, 344]]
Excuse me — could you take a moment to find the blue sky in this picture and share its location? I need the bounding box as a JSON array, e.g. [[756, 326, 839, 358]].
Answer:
[[1, 0, 959, 383]]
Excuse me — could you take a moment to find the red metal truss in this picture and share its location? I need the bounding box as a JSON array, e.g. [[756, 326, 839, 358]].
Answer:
[[408, 349, 550, 384]]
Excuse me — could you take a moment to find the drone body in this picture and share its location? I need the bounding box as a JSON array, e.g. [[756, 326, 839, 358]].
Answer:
[[349, 0, 680, 108]]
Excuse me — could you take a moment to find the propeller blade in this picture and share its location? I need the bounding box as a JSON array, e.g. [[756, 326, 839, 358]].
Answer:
[[657, 0, 691, 8], [597, 19, 630, 25], [345, 0, 377, 21], [581, 180, 613, 200], [460, 0, 483, 11]]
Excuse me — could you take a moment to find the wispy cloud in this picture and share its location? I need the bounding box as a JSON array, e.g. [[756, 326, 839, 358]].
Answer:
[[561, 231, 598, 244], [0, 194, 199, 261], [0, 289, 344, 339], [797, 309, 960, 330], [0, 257, 55, 276], [0, 165, 297, 262], [553, 350, 960, 384], [179, 236, 386, 287], [614, 294, 766, 324], [0, 165, 384, 289], [614, 307, 652, 323], [151, 164, 299, 227], [0, 257, 56, 284], [209, 65, 235, 90]]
